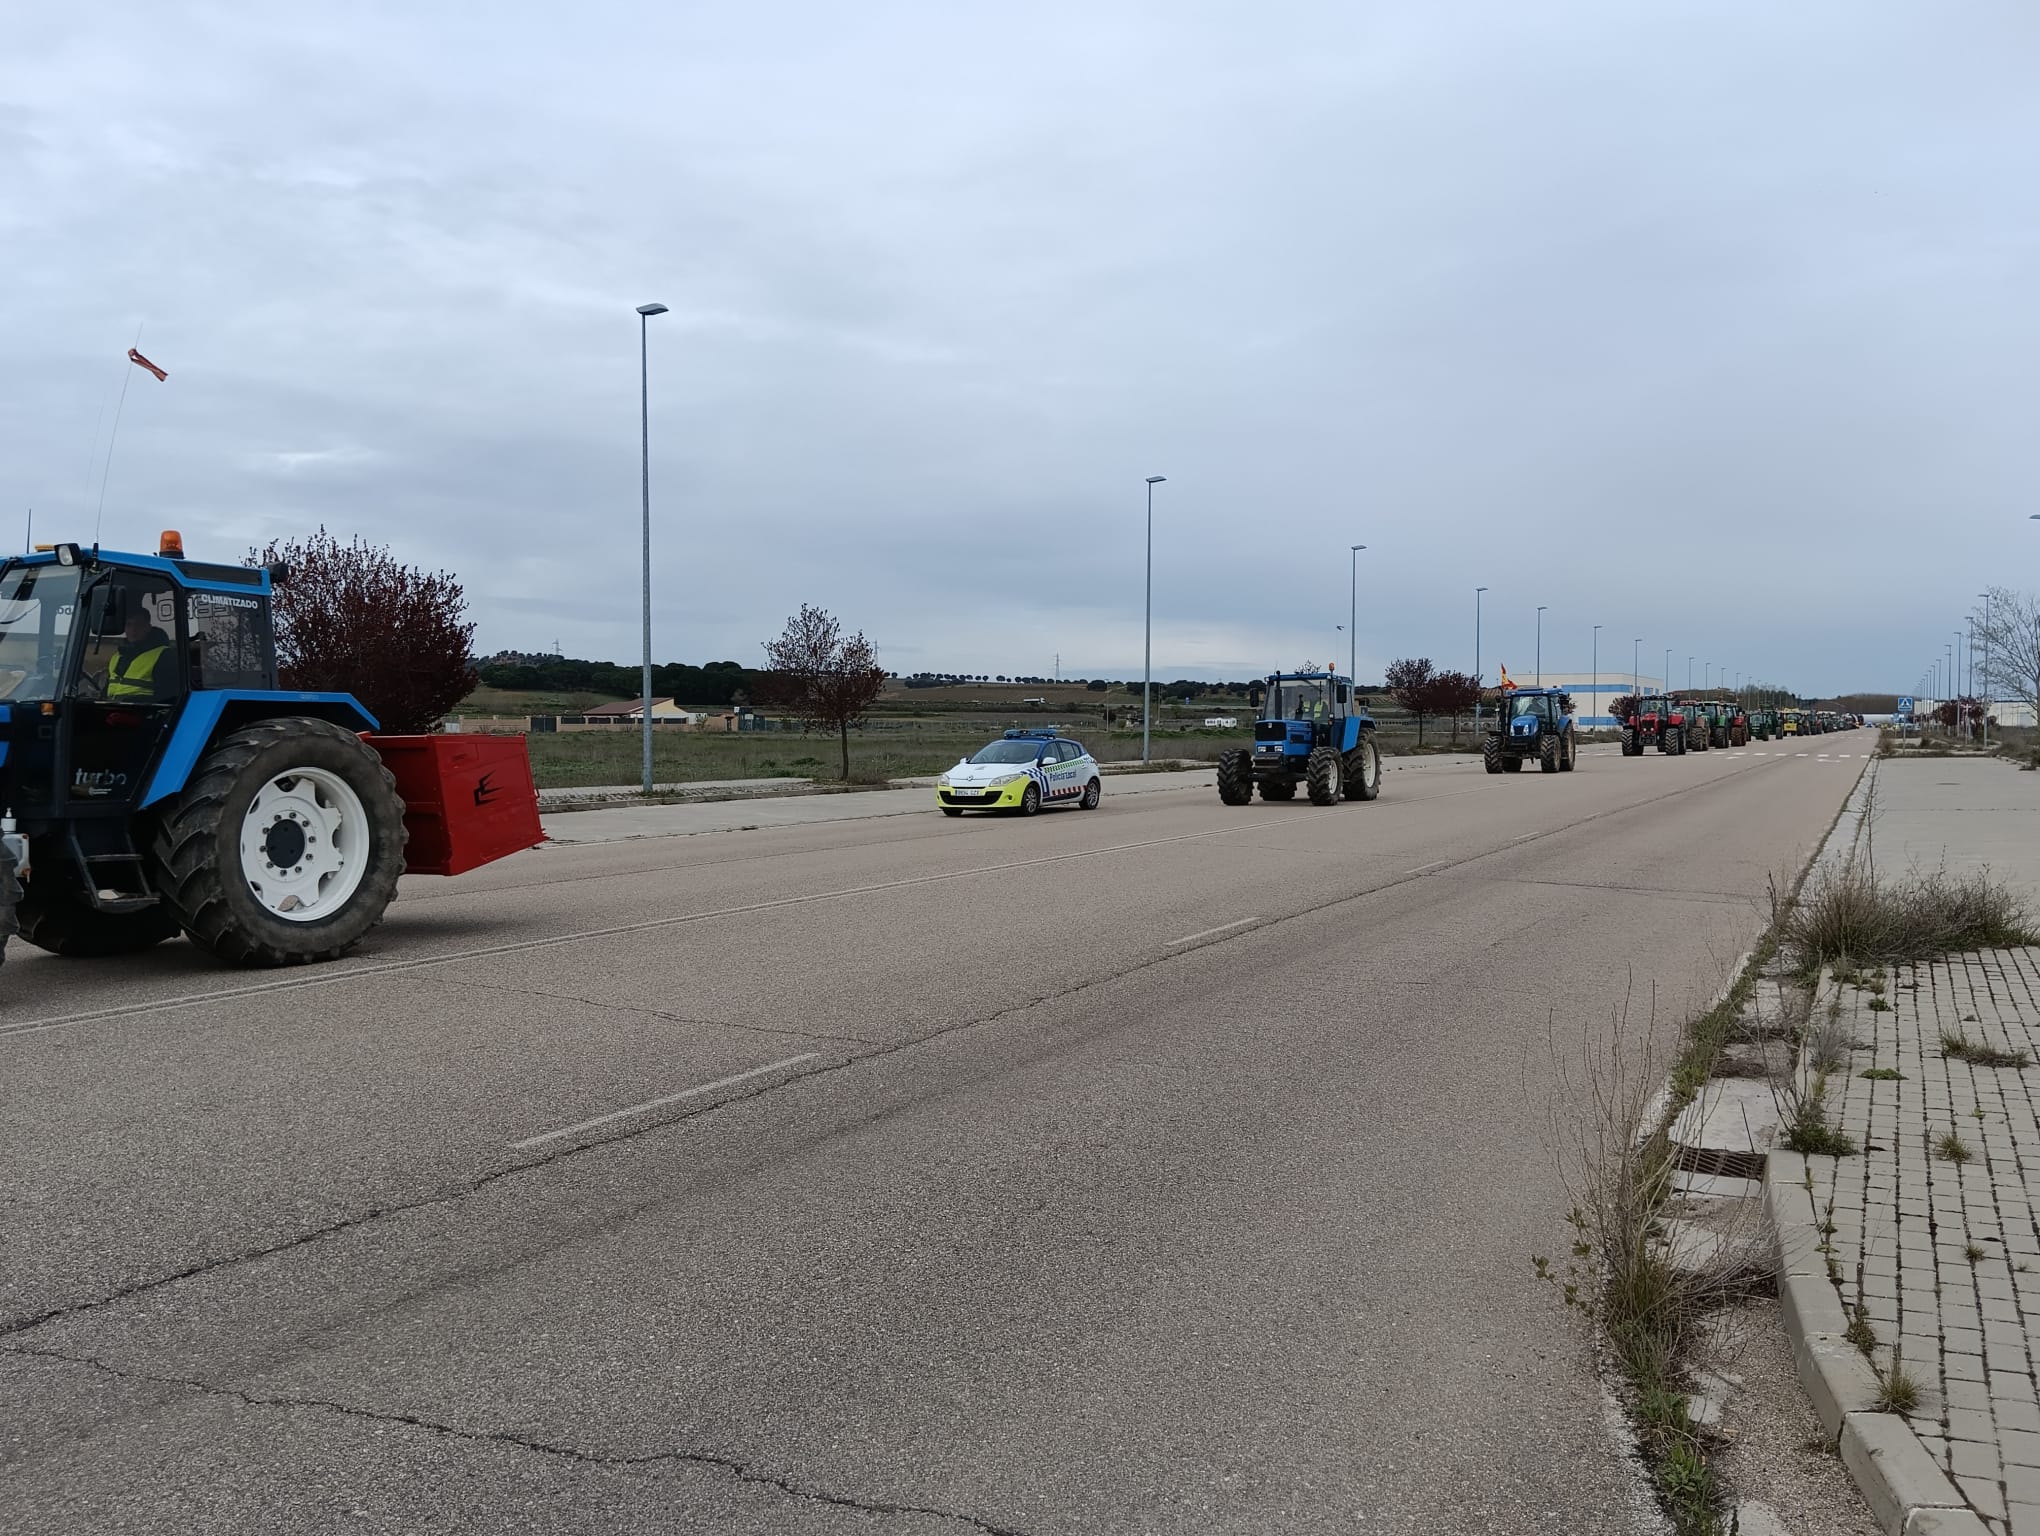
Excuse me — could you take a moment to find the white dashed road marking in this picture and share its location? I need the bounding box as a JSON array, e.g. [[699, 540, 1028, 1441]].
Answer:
[[1167, 917, 1261, 947], [511, 1053, 822, 1149]]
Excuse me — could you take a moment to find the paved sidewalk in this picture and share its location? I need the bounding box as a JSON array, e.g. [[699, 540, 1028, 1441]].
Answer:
[[1774, 755, 2040, 1536]]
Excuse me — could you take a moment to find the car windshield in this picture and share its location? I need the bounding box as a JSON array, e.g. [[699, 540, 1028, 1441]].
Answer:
[[1262, 679, 1330, 721], [0, 561, 81, 702], [969, 739, 1048, 765]]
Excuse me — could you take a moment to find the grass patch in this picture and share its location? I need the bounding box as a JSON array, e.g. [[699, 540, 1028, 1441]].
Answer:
[[1782, 1071, 1859, 1157], [1782, 864, 2038, 978], [1967, 1243, 1987, 1263], [1935, 1132, 1975, 1164], [1875, 1348, 1924, 1416], [1941, 1032, 2033, 1069], [1860, 1067, 1906, 1081], [1845, 1304, 1879, 1356]]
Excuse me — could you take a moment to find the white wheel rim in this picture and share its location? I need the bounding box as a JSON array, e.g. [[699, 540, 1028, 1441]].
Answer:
[[239, 767, 370, 922]]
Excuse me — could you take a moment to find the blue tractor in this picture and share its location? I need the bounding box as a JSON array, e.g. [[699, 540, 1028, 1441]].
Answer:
[[1483, 687, 1578, 774], [1216, 671, 1381, 806], [0, 534, 536, 971]]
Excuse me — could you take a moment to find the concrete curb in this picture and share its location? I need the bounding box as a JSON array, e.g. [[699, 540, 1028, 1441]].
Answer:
[[1766, 761, 1988, 1536]]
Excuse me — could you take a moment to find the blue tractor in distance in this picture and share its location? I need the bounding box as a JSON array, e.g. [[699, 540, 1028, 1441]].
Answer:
[[1216, 671, 1382, 806], [1, 533, 540, 972], [1483, 687, 1578, 774]]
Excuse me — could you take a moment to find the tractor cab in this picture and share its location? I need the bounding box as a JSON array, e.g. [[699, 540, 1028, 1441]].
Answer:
[[1253, 672, 1366, 755]]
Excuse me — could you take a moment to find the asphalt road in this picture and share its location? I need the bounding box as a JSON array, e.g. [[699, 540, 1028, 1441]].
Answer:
[[0, 735, 1875, 1534]]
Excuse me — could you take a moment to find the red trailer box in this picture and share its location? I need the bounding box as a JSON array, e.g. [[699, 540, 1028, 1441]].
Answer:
[[369, 734, 545, 877]]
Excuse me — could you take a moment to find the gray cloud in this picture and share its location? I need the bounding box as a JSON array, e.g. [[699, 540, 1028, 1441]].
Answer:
[[5, 1, 2036, 692]]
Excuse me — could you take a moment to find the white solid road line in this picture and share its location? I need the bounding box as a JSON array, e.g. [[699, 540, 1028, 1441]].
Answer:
[[510, 1052, 821, 1150], [1404, 859, 1451, 874], [1166, 916, 1261, 947]]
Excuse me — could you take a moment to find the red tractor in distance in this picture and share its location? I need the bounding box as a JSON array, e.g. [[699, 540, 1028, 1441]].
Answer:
[[1670, 699, 1712, 752], [1620, 694, 1705, 756]]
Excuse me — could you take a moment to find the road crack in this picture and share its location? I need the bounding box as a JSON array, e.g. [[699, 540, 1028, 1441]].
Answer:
[[3, 1341, 1027, 1534]]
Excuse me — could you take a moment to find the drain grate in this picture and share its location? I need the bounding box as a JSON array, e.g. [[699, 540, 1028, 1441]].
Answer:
[[1673, 1142, 1767, 1181]]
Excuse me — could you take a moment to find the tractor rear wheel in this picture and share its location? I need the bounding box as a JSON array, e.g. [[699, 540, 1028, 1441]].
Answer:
[[14, 861, 182, 958], [1539, 734, 1559, 773], [1559, 728, 1576, 771], [1216, 748, 1254, 805], [1482, 735, 1503, 774], [1261, 776, 1297, 800], [1343, 736, 1381, 800], [1306, 746, 1342, 805], [150, 717, 408, 967]]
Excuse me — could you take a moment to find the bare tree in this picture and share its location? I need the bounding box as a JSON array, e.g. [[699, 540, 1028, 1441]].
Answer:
[[250, 528, 477, 733], [761, 604, 888, 779], [1976, 588, 2040, 726]]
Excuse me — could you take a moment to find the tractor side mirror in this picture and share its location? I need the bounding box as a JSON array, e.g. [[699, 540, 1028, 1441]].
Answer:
[[92, 586, 129, 636]]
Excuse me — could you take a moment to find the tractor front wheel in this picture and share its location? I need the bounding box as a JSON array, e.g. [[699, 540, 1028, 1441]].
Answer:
[[1539, 734, 1559, 773], [151, 717, 408, 967], [1343, 736, 1381, 801], [1216, 748, 1254, 805], [1622, 727, 1640, 756], [1482, 735, 1503, 774], [14, 861, 182, 958], [1306, 746, 1342, 806], [1559, 728, 1576, 772]]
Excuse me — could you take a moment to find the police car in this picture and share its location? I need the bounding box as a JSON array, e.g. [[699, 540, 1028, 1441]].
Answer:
[[936, 730, 1102, 816]]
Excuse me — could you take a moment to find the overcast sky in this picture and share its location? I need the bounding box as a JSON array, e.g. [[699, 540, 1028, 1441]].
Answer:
[[6, 2, 2037, 693]]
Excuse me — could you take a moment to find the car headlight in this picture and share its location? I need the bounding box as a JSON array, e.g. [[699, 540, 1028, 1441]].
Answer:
[[936, 774, 951, 787], [989, 772, 1027, 787]]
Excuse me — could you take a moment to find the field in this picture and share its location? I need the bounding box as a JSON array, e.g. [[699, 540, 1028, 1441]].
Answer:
[[520, 713, 1475, 789]]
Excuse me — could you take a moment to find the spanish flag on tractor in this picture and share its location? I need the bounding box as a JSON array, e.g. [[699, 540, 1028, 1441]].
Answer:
[[1499, 664, 1517, 690]]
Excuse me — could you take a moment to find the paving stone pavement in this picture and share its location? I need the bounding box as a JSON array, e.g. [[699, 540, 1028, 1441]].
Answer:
[[1806, 947, 2040, 1534]]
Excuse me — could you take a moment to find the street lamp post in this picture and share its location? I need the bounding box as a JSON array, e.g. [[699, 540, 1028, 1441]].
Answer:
[[1980, 592, 1992, 746], [1143, 476, 1165, 763], [1536, 606, 1546, 685], [1687, 654, 1694, 691], [1664, 649, 1672, 696], [1474, 587, 1488, 735], [1592, 624, 1601, 731], [1349, 544, 1367, 683], [1633, 638, 1641, 701], [635, 301, 668, 796]]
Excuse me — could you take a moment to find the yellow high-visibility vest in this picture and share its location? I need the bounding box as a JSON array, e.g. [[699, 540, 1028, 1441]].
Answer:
[[107, 644, 169, 699]]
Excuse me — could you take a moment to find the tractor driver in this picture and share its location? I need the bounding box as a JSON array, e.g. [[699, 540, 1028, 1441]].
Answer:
[[106, 606, 174, 700]]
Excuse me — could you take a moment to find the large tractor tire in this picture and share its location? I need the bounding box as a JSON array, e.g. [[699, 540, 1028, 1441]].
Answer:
[[1261, 775, 1297, 801], [1539, 734, 1560, 773], [1559, 728, 1576, 772], [1692, 723, 1709, 752], [1669, 729, 1686, 756], [1343, 735, 1382, 801], [1732, 725, 1748, 747], [1482, 735, 1503, 774], [14, 860, 182, 958], [0, 837, 18, 970], [1306, 746, 1342, 806], [1216, 748, 1255, 805], [150, 717, 408, 967], [1621, 727, 1640, 757]]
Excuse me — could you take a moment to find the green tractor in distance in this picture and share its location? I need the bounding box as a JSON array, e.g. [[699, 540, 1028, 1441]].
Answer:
[[1697, 699, 1748, 748], [1749, 706, 1780, 741]]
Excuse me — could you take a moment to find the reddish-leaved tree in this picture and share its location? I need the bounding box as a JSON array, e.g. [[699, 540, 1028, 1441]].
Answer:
[[760, 604, 888, 779], [1428, 669, 1483, 744], [250, 529, 478, 734]]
